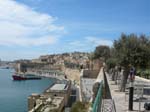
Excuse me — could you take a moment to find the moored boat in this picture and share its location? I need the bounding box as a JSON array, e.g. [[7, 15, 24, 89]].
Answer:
[[12, 74, 41, 80]]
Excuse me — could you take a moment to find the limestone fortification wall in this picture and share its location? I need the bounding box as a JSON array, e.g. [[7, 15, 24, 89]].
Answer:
[[62, 67, 80, 83]]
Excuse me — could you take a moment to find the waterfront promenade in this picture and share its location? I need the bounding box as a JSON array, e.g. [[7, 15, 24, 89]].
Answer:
[[106, 72, 150, 112]]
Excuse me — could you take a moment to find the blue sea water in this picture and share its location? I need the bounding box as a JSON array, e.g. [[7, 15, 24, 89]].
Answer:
[[0, 69, 55, 112]]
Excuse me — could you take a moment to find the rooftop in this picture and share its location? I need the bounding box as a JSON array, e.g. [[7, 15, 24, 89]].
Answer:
[[32, 97, 64, 112], [50, 84, 68, 91]]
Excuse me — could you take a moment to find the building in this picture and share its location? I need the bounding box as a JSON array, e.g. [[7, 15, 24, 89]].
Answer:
[[44, 80, 71, 106], [28, 94, 64, 112], [28, 80, 71, 112]]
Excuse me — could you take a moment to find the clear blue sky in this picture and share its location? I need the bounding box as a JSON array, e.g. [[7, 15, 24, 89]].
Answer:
[[0, 0, 150, 60]]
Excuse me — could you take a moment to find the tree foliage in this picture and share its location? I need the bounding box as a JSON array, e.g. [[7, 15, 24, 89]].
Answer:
[[106, 58, 118, 69], [70, 101, 89, 112], [113, 33, 150, 91], [114, 33, 150, 68], [93, 45, 110, 61], [92, 34, 150, 91]]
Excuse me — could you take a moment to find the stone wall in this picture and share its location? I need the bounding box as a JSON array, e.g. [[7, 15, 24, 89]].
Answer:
[[62, 67, 80, 84], [83, 70, 99, 78]]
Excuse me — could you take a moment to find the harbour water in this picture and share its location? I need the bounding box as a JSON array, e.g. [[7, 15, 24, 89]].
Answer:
[[0, 69, 55, 112]]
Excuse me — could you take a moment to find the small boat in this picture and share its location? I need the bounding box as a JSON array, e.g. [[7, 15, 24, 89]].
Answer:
[[12, 74, 41, 80]]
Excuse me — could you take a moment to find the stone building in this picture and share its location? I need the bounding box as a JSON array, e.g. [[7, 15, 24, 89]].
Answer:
[[28, 80, 71, 112]]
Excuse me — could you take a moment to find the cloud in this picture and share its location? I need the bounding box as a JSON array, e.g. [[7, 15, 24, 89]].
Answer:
[[69, 41, 85, 47], [0, 35, 57, 46], [66, 36, 113, 52], [85, 36, 113, 46], [0, 0, 64, 46]]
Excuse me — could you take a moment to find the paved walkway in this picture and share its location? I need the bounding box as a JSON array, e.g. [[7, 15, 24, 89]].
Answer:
[[106, 73, 147, 112]]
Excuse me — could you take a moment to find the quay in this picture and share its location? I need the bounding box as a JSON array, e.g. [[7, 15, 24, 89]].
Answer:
[[26, 70, 66, 80], [15, 60, 81, 112], [27, 62, 103, 112]]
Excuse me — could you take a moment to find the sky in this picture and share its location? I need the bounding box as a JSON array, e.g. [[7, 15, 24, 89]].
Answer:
[[0, 0, 150, 61]]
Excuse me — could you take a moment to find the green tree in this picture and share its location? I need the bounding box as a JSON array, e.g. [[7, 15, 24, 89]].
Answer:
[[93, 45, 110, 62], [106, 58, 117, 70], [114, 33, 150, 91]]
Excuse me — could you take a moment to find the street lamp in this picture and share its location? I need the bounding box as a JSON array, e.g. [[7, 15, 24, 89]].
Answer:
[[128, 66, 135, 111]]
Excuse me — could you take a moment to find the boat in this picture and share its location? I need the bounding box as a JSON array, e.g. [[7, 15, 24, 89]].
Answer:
[[1, 66, 10, 69], [12, 74, 41, 80]]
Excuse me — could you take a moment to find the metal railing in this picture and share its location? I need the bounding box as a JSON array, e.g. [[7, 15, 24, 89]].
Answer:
[[92, 69, 117, 112], [92, 81, 103, 112]]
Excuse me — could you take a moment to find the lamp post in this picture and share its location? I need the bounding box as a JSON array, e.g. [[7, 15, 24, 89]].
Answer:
[[128, 67, 135, 111], [34, 100, 36, 112], [129, 81, 134, 110]]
